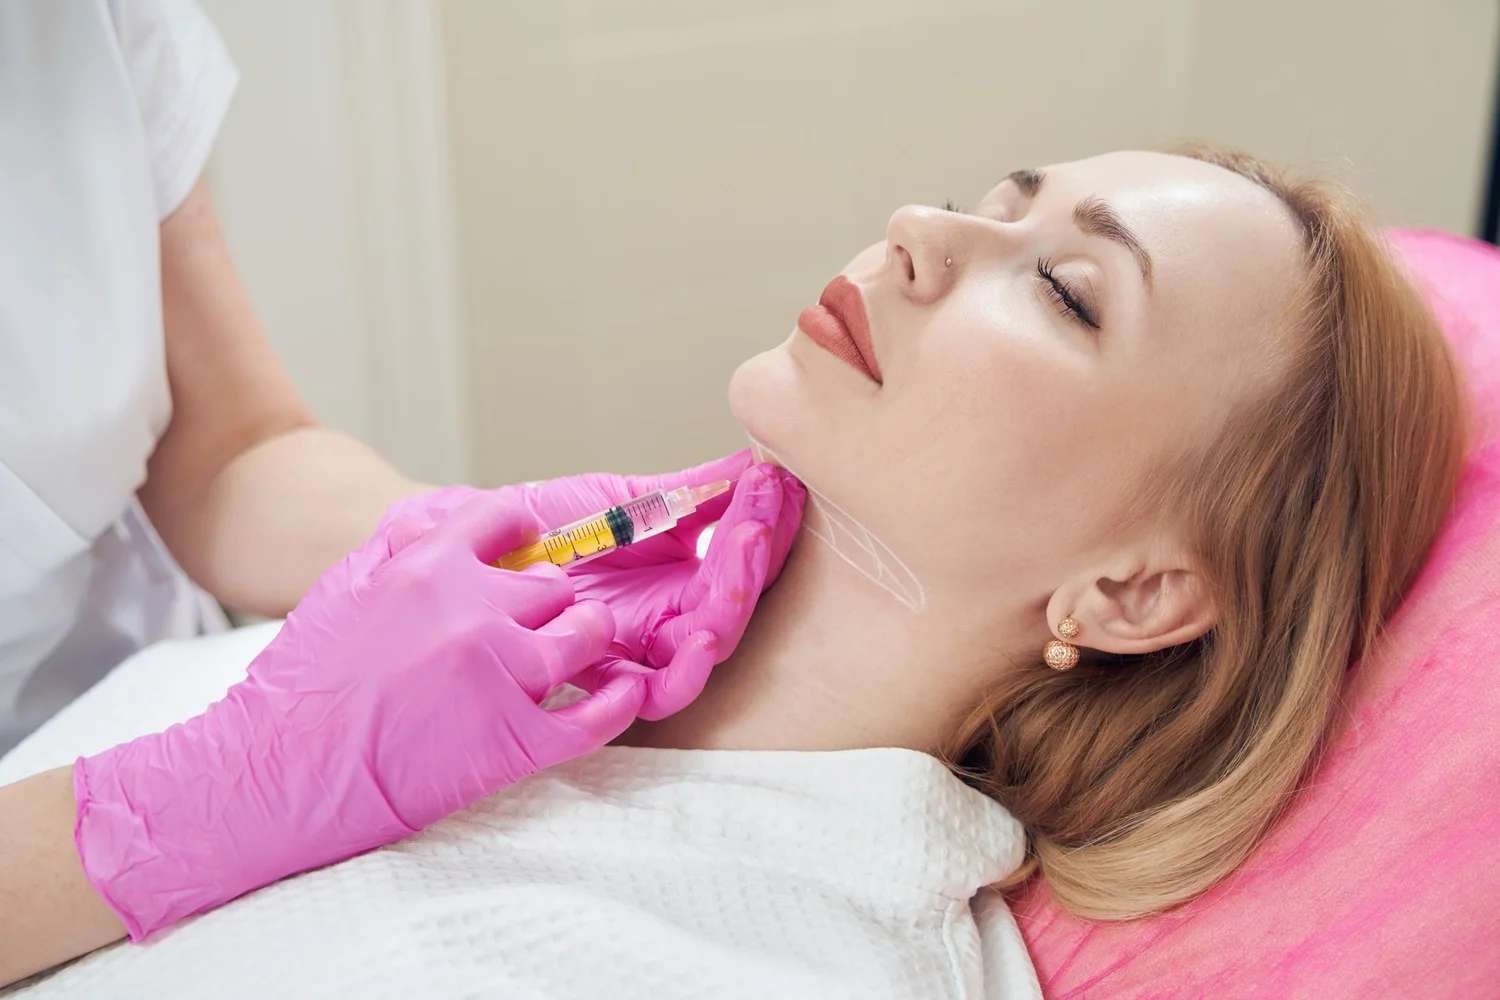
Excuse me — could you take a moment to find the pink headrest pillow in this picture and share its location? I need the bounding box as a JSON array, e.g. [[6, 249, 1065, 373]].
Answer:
[[1010, 228, 1500, 999]]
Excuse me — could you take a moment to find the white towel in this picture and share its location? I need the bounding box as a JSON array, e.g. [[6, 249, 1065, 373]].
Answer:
[[1, 625, 1042, 1000]]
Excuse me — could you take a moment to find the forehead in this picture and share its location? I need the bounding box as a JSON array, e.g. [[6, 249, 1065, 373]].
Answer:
[[1047, 150, 1304, 371]]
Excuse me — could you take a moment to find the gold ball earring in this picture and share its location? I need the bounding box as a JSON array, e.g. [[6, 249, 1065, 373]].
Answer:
[[1044, 617, 1081, 671]]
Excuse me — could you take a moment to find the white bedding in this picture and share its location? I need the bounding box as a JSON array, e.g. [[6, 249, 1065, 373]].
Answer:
[[0, 624, 1042, 1000]]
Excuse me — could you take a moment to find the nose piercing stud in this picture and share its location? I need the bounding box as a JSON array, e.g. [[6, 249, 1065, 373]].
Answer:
[[944, 258, 952, 267]]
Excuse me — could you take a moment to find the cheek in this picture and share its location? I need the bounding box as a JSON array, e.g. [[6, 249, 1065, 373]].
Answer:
[[882, 313, 1061, 493], [859, 313, 1095, 586], [726, 284, 1107, 598]]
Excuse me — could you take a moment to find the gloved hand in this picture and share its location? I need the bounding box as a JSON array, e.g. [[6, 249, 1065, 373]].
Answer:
[[565, 462, 801, 719], [73, 494, 646, 942], [376, 451, 805, 719]]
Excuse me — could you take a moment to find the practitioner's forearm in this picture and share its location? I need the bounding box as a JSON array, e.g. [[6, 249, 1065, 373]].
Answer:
[[0, 767, 126, 987], [140, 178, 436, 620], [144, 424, 432, 618]]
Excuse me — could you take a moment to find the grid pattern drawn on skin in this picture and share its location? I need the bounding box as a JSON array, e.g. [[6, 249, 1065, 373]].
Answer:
[[749, 438, 927, 613]]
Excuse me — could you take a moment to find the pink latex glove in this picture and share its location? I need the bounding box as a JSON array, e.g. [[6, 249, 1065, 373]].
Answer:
[[376, 451, 805, 720], [566, 462, 802, 719], [73, 494, 643, 941]]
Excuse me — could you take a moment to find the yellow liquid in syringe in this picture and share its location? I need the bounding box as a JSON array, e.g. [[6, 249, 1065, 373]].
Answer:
[[496, 508, 633, 572], [494, 481, 731, 573]]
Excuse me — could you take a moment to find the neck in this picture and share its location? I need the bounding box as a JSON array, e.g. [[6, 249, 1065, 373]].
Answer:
[[615, 535, 990, 754]]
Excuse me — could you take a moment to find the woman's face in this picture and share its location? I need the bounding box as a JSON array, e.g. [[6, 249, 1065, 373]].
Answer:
[[730, 150, 1303, 618]]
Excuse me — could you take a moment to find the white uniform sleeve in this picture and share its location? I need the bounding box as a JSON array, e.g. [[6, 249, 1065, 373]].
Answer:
[[105, 0, 239, 220]]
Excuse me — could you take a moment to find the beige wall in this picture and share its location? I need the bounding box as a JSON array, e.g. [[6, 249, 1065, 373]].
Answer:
[[439, 0, 1499, 486], [1182, 0, 1498, 232]]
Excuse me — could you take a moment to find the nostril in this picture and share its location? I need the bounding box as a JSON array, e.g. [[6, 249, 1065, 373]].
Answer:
[[894, 245, 916, 282]]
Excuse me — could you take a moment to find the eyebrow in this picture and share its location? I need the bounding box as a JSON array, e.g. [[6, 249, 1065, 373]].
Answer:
[[1002, 168, 1155, 289]]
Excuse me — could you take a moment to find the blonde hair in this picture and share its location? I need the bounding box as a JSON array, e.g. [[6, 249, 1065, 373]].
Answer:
[[941, 143, 1471, 921]]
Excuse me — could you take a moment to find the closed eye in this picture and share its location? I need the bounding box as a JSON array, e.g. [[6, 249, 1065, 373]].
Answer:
[[939, 199, 1100, 330], [1037, 258, 1099, 330]]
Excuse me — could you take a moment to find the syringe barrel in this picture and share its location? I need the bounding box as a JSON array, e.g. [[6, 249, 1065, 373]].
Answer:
[[494, 489, 678, 572], [493, 481, 729, 573]]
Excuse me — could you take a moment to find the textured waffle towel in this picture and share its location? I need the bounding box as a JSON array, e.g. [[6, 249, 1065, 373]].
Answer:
[[0, 622, 1042, 999]]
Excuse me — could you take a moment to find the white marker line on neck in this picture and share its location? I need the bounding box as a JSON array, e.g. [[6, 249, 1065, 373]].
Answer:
[[748, 438, 928, 613]]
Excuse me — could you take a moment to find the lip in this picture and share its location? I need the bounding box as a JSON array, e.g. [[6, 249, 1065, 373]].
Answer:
[[796, 276, 883, 384]]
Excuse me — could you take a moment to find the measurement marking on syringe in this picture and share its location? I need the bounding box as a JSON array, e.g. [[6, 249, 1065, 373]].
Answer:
[[493, 480, 733, 572]]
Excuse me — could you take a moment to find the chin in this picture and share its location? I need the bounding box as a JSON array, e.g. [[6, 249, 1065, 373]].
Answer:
[[728, 341, 806, 460]]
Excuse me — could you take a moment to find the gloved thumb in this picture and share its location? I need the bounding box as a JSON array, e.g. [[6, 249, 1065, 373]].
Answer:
[[544, 668, 648, 756], [427, 493, 544, 565], [648, 519, 770, 668], [637, 630, 719, 721], [674, 463, 785, 613]]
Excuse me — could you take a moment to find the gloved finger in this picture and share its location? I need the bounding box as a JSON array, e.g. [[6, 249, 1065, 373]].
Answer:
[[523, 599, 616, 697], [479, 562, 579, 631], [621, 448, 753, 497], [429, 492, 545, 565], [764, 468, 807, 584], [637, 630, 718, 722], [421, 486, 488, 532], [569, 654, 651, 693], [648, 520, 770, 668], [373, 493, 425, 538], [384, 513, 429, 557], [675, 465, 784, 614], [544, 668, 647, 756]]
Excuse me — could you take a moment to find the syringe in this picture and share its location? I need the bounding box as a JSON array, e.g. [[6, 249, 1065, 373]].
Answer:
[[495, 480, 733, 572]]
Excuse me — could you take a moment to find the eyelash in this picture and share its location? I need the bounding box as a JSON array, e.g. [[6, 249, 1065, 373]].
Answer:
[[940, 199, 1100, 332], [1036, 258, 1099, 330]]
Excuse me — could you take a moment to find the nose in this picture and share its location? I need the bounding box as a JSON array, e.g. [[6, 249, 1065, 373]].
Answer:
[[884, 205, 960, 304]]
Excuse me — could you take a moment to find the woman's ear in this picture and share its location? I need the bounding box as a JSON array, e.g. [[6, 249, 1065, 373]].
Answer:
[[1050, 553, 1217, 656]]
